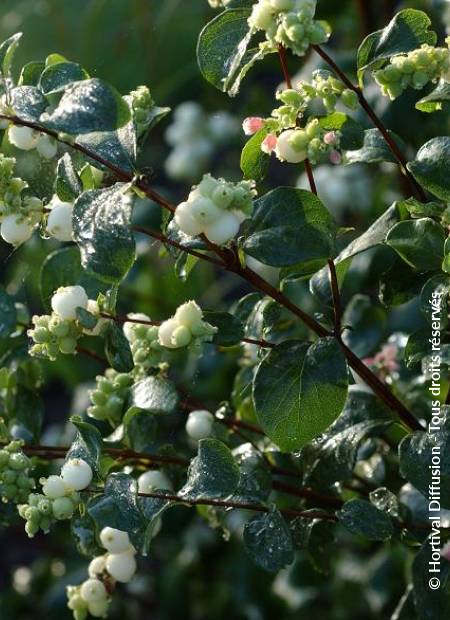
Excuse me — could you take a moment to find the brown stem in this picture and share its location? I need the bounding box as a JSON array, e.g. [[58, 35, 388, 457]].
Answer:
[[272, 480, 343, 508], [327, 259, 342, 337], [311, 45, 427, 202], [75, 346, 107, 364]]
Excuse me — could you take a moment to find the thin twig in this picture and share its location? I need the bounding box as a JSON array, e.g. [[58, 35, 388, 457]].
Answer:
[[327, 259, 342, 337]]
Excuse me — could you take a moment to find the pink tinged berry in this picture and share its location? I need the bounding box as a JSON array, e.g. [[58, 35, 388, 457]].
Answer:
[[329, 150, 342, 165], [324, 131, 337, 145], [242, 117, 265, 136], [261, 133, 277, 154]]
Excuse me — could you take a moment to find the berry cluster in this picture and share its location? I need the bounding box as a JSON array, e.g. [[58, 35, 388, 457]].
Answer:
[[158, 301, 217, 349], [18, 458, 92, 537], [174, 174, 256, 244], [0, 441, 35, 504], [165, 102, 239, 181], [185, 409, 215, 440], [67, 528, 137, 620], [28, 286, 101, 360], [126, 85, 156, 138], [122, 313, 163, 370], [87, 369, 133, 425], [374, 43, 450, 100], [0, 153, 44, 245], [248, 0, 330, 58], [8, 125, 58, 159]]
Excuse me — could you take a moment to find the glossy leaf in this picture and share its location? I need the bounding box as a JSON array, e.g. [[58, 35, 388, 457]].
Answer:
[[243, 508, 294, 572]]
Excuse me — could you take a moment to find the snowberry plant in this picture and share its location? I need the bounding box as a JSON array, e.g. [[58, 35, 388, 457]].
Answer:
[[0, 3, 450, 618]]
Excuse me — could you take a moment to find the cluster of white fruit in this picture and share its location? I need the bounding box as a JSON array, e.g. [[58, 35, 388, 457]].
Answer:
[[0, 153, 44, 245], [165, 102, 239, 181], [122, 313, 163, 371], [373, 42, 450, 100], [174, 174, 256, 244], [28, 285, 103, 360], [8, 124, 58, 159], [18, 458, 92, 538], [248, 0, 330, 57], [185, 409, 215, 440], [67, 527, 137, 620], [158, 300, 218, 349]]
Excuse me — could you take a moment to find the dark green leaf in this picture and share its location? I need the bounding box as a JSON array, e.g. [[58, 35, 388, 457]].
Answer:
[[379, 257, 428, 307], [416, 80, 450, 113], [240, 128, 270, 183], [18, 61, 45, 86], [71, 513, 103, 558], [10, 86, 47, 121], [407, 137, 450, 201], [342, 294, 387, 357], [104, 322, 134, 373], [73, 184, 136, 284], [8, 387, 43, 442], [337, 498, 393, 540], [204, 311, 244, 346], [412, 543, 450, 618], [253, 338, 348, 452], [179, 438, 240, 500], [420, 275, 450, 329], [0, 32, 22, 77], [39, 60, 88, 96], [55, 153, 83, 201], [244, 187, 336, 268], [231, 445, 271, 503], [243, 508, 294, 572], [404, 330, 430, 368], [66, 416, 103, 472], [123, 408, 158, 452], [345, 128, 405, 164], [129, 376, 179, 415], [0, 286, 16, 338], [76, 307, 98, 330], [385, 218, 445, 271], [76, 123, 136, 174]]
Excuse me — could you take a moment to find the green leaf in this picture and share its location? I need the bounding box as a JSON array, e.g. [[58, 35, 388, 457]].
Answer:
[[407, 137, 450, 201], [42, 78, 130, 134], [129, 376, 179, 415], [203, 311, 244, 346], [76, 123, 137, 174], [197, 8, 263, 96], [243, 508, 294, 572], [399, 197, 445, 219], [19, 61, 45, 86], [240, 128, 270, 183], [357, 10, 436, 85], [244, 187, 336, 268], [71, 513, 103, 558], [337, 499, 393, 541], [404, 329, 430, 368], [420, 275, 450, 328], [318, 112, 364, 151], [73, 184, 136, 284], [40, 246, 110, 311], [399, 419, 450, 509], [10, 86, 47, 121], [345, 128, 405, 165], [231, 445, 271, 503], [76, 307, 97, 330], [342, 294, 386, 357], [104, 322, 134, 373], [379, 257, 428, 307], [253, 338, 348, 452], [123, 408, 158, 452], [39, 60, 88, 96], [412, 544, 450, 618], [179, 438, 240, 500], [55, 153, 83, 201], [0, 32, 22, 77], [416, 80, 450, 113], [88, 473, 145, 546], [8, 387, 43, 442], [385, 218, 445, 271], [67, 416, 103, 472], [0, 286, 16, 338]]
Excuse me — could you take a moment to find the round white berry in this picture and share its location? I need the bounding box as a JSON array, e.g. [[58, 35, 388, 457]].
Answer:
[[189, 196, 222, 226], [105, 550, 137, 583], [174, 201, 204, 237], [186, 409, 215, 440], [61, 458, 93, 490], [100, 527, 132, 554], [36, 134, 58, 159], [87, 599, 110, 618], [171, 324, 192, 347], [42, 475, 67, 499], [46, 200, 73, 241], [138, 470, 173, 493], [51, 285, 88, 320], [158, 318, 180, 349], [88, 555, 107, 578], [1, 215, 34, 245], [174, 300, 203, 329], [8, 125, 40, 150], [123, 313, 151, 341], [203, 210, 240, 244], [80, 578, 107, 604], [275, 129, 307, 163]]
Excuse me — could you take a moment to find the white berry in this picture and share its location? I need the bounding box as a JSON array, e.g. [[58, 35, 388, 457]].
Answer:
[[100, 527, 132, 554], [275, 129, 307, 163], [138, 470, 173, 492], [203, 210, 240, 244], [174, 201, 203, 237], [46, 199, 73, 241], [88, 555, 107, 578], [61, 458, 93, 490], [105, 550, 137, 583], [186, 410, 215, 440], [174, 300, 203, 329], [8, 125, 40, 150], [189, 196, 221, 226], [158, 318, 180, 349], [51, 285, 88, 320], [36, 134, 58, 159], [88, 599, 110, 618], [123, 313, 151, 341], [1, 214, 34, 245], [80, 578, 107, 603], [42, 475, 67, 499]]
